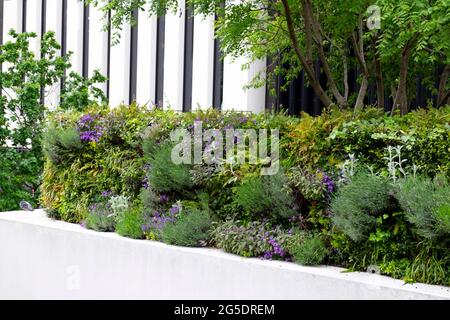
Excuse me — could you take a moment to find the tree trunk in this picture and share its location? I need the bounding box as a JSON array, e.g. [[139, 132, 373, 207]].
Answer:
[[355, 75, 369, 111], [351, 20, 370, 111], [437, 64, 450, 107], [375, 56, 384, 109], [392, 39, 415, 115], [303, 0, 347, 108], [280, 0, 333, 107]]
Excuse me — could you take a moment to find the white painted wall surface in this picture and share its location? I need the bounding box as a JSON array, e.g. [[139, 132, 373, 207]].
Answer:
[[25, 0, 42, 55], [191, 14, 215, 110], [222, 56, 266, 113], [109, 15, 131, 108], [136, 8, 157, 107], [66, 0, 84, 74], [88, 3, 108, 94], [162, 2, 185, 111], [0, 211, 449, 300], [2, 0, 22, 43], [44, 0, 62, 108]]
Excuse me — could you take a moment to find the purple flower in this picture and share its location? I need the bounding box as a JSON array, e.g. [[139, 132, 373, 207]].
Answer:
[[101, 190, 113, 197], [78, 114, 93, 125], [141, 223, 151, 233], [322, 174, 335, 193], [169, 204, 181, 215], [260, 230, 286, 260], [238, 116, 248, 123], [262, 251, 273, 260], [142, 176, 149, 189], [142, 207, 180, 233], [159, 194, 169, 203], [77, 114, 104, 143]]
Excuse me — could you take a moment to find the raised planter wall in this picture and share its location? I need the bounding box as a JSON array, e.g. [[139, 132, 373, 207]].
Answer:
[[0, 210, 449, 300]]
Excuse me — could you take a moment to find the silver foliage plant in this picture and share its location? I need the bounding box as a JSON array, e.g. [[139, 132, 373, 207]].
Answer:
[[108, 195, 130, 220]]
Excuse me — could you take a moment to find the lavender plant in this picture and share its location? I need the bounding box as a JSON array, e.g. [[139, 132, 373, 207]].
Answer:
[[85, 202, 115, 232], [141, 202, 182, 239], [160, 207, 213, 247]]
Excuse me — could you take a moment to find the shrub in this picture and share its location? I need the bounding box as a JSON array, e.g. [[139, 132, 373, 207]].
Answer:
[[115, 204, 145, 239], [42, 127, 83, 165], [40, 105, 151, 221], [288, 167, 331, 202], [161, 208, 212, 247], [396, 174, 450, 241], [147, 143, 193, 193], [331, 172, 393, 242], [210, 220, 290, 259], [140, 187, 161, 211], [85, 202, 115, 232], [328, 106, 450, 177], [404, 248, 450, 286], [234, 171, 295, 220], [290, 233, 328, 266]]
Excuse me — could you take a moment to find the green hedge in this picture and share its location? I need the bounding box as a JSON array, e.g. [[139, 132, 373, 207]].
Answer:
[[40, 105, 450, 286]]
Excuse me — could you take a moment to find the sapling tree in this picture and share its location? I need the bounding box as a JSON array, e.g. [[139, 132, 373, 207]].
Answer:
[[376, 0, 450, 115], [0, 30, 108, 211]]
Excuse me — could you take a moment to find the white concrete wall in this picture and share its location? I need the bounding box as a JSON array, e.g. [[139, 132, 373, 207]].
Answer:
[[0, 211, 449, 300]]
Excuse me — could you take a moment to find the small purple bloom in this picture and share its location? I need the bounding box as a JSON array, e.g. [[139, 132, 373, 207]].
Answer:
[[322, 174, 335, 193], [142, 176, 149, 189], [77, 114, 104, 143], [238, 116, 248, 123], [169, 204, 181, 215], [159, 194, 169, 203], [101, 190, 113, 197]]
